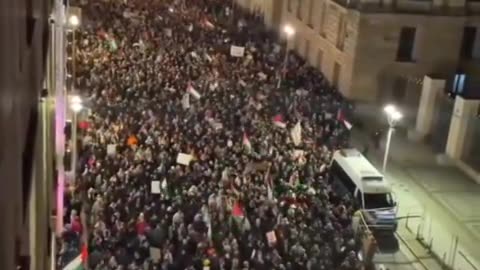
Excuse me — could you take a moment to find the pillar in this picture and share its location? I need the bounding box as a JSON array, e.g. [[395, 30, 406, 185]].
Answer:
[[54, 0, 67, 235], [445, 96, 479, 160], [408, 76, 445, 142]]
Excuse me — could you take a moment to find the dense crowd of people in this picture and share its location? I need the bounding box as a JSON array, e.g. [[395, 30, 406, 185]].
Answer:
[[59, 0, 361, 269]]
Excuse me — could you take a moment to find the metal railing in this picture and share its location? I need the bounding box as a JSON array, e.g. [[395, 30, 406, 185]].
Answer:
[[331, 0, 478, 15], [403, 212, 480, 270]]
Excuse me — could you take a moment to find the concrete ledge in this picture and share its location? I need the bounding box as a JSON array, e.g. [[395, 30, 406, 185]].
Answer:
[[435, 154, 454, 166], [407, 129, 425, 143], [456, 161, 480, 184]]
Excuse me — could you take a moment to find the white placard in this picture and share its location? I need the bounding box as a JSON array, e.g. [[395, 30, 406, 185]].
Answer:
[[266, 231, 277, 245], [164, 28, 172, 37], [107, 144, 117, 156], [176, 153, 193, 166], [151, 181, 161, 194], [230, 45, 245, 57]]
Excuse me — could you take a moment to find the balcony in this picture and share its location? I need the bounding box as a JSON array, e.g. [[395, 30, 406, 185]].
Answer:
[[332, 0, 470, 15]]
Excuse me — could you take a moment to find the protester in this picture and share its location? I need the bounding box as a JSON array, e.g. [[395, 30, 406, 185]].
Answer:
[[60, 0, 360, 269]]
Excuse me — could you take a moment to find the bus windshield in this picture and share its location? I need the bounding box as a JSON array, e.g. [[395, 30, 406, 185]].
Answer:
[[364, 193, 394, 209]]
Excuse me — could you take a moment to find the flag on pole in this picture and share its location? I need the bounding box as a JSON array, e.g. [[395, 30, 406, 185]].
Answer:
[[81, 244, 88, 265], [242, 133, 252, 152], [63, 244, 88, 270], [272, 114, 286, 129], [343, 120, 353, 130], [187, 84, 201, 99], [181, 93, 190, 109], [204, 19, 215, 29], [290, 121, 302, 146], [232, 201, 244, 217], [337, 108, 353, 130]]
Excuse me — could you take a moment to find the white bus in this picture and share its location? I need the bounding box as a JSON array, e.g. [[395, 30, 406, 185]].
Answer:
[[330, 148, 397, 233]]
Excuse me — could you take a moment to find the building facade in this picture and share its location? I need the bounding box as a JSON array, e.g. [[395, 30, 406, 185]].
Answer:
[[0, 0, 57, 269], [237, 0, 480, 103]]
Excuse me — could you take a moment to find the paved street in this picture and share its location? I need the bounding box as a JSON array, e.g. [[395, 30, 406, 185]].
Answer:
[[351, 123, 480, 270]]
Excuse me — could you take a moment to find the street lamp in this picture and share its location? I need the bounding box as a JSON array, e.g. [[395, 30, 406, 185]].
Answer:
[[68, 15, 79, 27], [277, 24, 296, 88], [70, 96, 83, 183], [382, 104, 403, 173]]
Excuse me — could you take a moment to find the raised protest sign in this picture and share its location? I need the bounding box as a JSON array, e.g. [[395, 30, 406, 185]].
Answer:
[[266, 231, 277, 246], [107, 144, 117, 156], [151, 181, 161, 194], [230, 45, 245, 57], [176, 153, 193, 165]]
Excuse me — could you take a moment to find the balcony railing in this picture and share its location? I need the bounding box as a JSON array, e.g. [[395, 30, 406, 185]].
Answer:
[[331, 0, 479, 15]]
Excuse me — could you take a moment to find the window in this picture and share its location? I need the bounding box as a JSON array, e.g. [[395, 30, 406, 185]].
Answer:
[[364, 193, 394, 209], [452, 73, 466, 95], [337, 14, 347, 50], [333, 62, 341, 88], [460, 27, 476, 59], [331, 161, 356, 194], [307, 0, 314, 27], [396, 27, 416, 62], [319, 3, 327, 36], [297, 0, 303, 20], [288, 0, 293, 12], [317, 49, 323, 70]]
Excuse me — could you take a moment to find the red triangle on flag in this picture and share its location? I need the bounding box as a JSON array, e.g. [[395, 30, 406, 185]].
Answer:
[[273, 114, 283, 123], [232, 201, 244, 217], [81, 244, 88, 263]]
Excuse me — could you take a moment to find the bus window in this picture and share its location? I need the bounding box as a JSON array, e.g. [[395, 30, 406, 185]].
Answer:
[[364, 193, 393, 209], [354, 188, 363, 208], [362, 176, 383, 181], [331, 161, 356, 193]]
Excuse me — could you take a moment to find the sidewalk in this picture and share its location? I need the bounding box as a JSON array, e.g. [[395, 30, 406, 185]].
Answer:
[[350, 108, 480, 270]]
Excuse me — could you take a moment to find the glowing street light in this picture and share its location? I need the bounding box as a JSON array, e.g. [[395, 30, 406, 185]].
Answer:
[[382, 104, 403, 172], [70, 95, 82, 105], [283, 24, 295, 38], [68, 15, 80, 27], [277, 24, 296, 88], [70, 102, 83, 113]]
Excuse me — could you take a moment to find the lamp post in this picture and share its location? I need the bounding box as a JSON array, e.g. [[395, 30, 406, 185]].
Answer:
[[70, 95, 83, 184], [277, 24, 295, 88], [382, 104, 403, 173], [67, 14, 80, 92], [230, 0, 234, 25]]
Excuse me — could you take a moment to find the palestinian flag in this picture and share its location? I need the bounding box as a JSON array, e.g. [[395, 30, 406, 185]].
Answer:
[[63, 244, 87, 270], [272, 114, 286, 129], [98, 31, 118, 52], [337, 108, 352, 130], [232, 201, 244, 217]]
